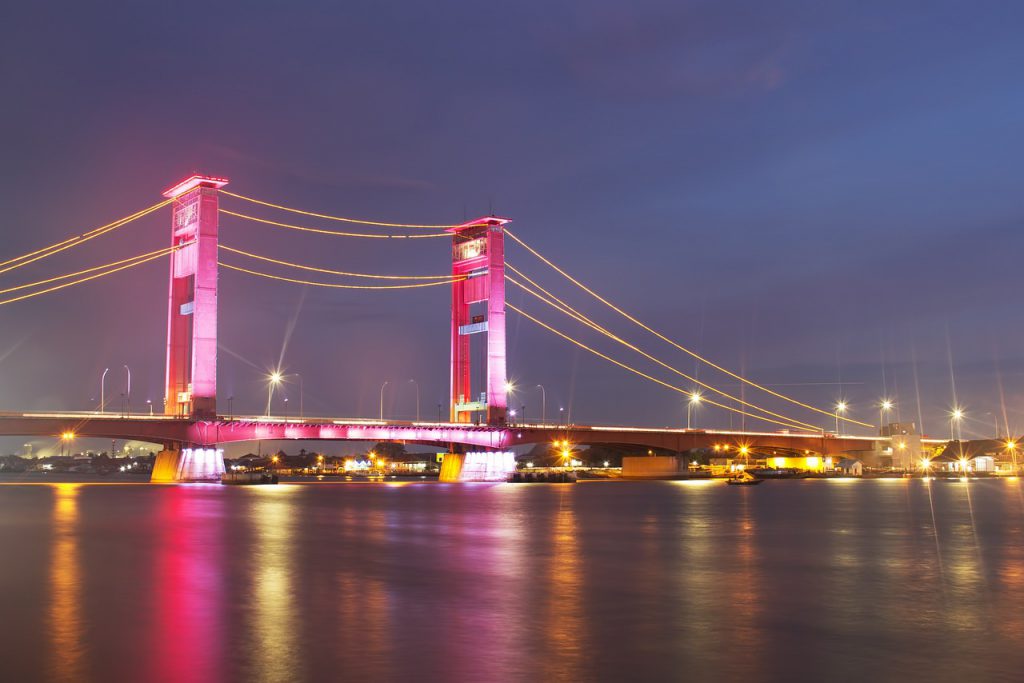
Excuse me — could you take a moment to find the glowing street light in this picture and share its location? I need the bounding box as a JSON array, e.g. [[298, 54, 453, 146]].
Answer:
[[950, 407, 965, 441], [879, 399, 893, 432], [687, 392, 702, 429], [834, 401, 847, 435], [267, 371, 283, 416]]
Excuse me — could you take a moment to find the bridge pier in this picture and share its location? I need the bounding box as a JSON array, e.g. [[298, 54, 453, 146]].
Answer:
[[438, 451, 517, 482], [151, 443, 225, 483]]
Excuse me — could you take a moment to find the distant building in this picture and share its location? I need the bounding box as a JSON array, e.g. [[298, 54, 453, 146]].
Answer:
[[836, 458, 863, 476]]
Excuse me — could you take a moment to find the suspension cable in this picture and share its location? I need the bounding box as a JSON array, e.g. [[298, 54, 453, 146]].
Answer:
[[507, 270, 822, 431], [507, 302, 813, 431], [0, 200, 171, 277], [0, 243, 188, 296], [220, 262, 463, 289], [219, 209, 448, 239], [505, 229, 872, 428], [219, 244, 452, 280], [0, 244, 180, 306], [221, 190, 480, 229]]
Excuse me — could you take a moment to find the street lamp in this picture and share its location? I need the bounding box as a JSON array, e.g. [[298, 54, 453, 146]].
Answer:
[[267, 371, 283, 416], [950, 407, 964, 441], [687, 392, 702, 429], [123, 365, 131, 415], [100, 367, 110, 413], [60, 431, 75, 458], [879, 399, 893, 433], [834, 401, 847, 435], [535, 384, 546, 425], [408, 379, 420, 421], [146, 399, 153, 416], [380, 380, 389, 420], [283, 397, 289, 418]]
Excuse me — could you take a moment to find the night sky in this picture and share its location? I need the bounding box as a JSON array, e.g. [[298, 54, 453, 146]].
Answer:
[[2, 1, 1023, 454]]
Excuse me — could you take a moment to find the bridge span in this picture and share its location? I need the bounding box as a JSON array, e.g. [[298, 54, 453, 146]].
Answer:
[[1, 411, 901, 481]]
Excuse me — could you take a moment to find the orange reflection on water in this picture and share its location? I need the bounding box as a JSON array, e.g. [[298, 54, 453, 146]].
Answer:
[[542, 494, 584, 680], [251, 486, 301, 683], [48, 483, 84, 683]]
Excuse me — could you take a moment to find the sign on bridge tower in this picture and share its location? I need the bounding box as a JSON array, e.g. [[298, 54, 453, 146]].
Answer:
[[162, 174, 227, 418], [449, 216, 510, 425]]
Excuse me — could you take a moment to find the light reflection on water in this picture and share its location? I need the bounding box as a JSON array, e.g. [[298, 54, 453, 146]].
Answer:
[[48, 483, 83, 683], [0, 479, 1022, 681]]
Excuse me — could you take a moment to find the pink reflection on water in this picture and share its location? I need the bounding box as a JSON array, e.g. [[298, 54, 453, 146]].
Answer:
[[148, 487, 224, 683]]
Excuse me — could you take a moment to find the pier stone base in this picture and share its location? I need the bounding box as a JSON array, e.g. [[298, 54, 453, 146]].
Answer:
[[439, 452, 517, 482], [151, 446, 226, 483]]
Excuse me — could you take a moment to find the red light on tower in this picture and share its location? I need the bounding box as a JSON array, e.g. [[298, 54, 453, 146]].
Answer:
[[163, 175, 227, 417], [449, 216, 510, 425]]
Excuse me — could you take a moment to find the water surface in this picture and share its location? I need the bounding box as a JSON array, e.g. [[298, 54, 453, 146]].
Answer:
[[1, 478, 1022, 682]]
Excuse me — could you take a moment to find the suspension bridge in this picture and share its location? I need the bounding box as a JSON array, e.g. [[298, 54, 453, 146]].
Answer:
[[0, 174, 938, 481]]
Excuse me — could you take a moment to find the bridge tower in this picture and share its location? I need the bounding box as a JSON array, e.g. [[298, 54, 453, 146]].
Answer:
[[162, 174, 228, 418], [449, 216, 510, 425]]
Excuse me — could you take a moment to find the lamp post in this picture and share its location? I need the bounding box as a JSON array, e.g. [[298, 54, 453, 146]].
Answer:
[[536, 384, 546, 425], [950, 407, 964, 441], [123, 365, 131, 415], [834, 401, 847, 435], [267, 371, 283, 416], [283, 397, 289, 418], [379, 380, 389, 420], [146, 399, 153, 416], [227, 396, 233, 419], [408, 379, 420, 421], [687, 392, 702, 429], [100, 367, 110, 413], [879, 399, 893, 434]]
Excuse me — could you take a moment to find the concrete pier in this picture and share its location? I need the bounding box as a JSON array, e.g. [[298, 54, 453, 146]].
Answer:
[[151, 445, 226, 482]]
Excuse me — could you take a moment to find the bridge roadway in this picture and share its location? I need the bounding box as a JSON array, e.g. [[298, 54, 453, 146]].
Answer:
[[0, 411, 896, 456]]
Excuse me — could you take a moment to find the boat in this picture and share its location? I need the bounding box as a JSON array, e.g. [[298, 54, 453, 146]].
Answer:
[[221, 471, 279, 485], [726, 470, 763, 486]]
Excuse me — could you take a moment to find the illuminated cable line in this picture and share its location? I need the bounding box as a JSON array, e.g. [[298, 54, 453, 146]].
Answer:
[[219, 262, 463, 289], [0, 247, 177, 307], [221, 190, 481, 229], [0, 243, 187, 296], [219, 244, 452, 280], [506, 271, 821, 432], [0, 200, 171, 276], [507, 302, 811, 431], [219, 209, 448, 239], [505, 229, 874, 429]]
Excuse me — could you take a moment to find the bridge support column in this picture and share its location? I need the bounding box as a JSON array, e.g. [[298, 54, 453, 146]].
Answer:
[[449, 216, 510, 425], [163, 174, 229, 418], [439, 451, 516, 482], [151, 443, 226, 483]]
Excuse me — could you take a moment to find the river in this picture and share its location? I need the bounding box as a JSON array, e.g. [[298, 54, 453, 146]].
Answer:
[[1, 477, 1022, 682]]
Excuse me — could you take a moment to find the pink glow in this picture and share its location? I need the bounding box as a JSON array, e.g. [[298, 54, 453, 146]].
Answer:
[[450, 217, 509, 425], [165, 175, 225, 417], [161, 175, 229, 198]]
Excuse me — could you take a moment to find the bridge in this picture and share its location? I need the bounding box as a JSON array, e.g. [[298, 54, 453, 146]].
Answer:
[[0, 174, 937, 481]]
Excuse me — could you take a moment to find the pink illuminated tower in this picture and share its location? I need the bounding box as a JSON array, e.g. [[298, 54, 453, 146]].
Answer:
[[449, 216, 510, 425], [162, 175, 228, 417]]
